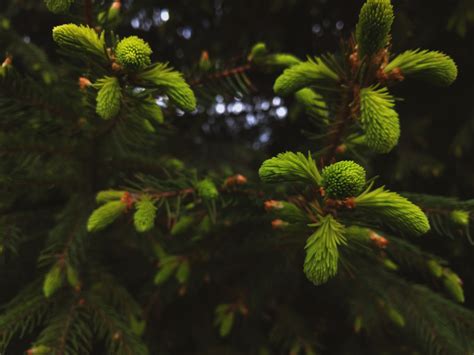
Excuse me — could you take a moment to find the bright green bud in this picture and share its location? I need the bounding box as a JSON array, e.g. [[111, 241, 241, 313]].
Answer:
[[137, 63, 197, 112], [165, 158, 185, 171], [219, 312, 234, 337], [248, 42, 301, 68], [43, 264, 63, 298], [450, 209, 469, 226], [443, 273, 464, 303], [427, 259, 443, 278], [248, 42, 268, 61], [304, 215, 346, 285], [44, 0, 74, 13], [95, 76, 122, 119], [116, 36, 152, 70], [142, 119, 155, 133], [28, 345, 52, 354], [171, 215, 194, 236], [322, 161, 366, 199], [355, 187, 430, 236], [356, 0, 394, 58], [354, 315, 363, 333], [66, 264, 80, 288], [129, 315, 146, 336], [133, 197, 157, 233], [383, 258, 399, 271], [197, 179, 219, 201], [96, 190, 126, 204], [176, 259, 190, 284], [87, 200, 127, 232], [52, 24, 106, 60], [264, 54, 301, 68], [273, 58, 338, 96], [360, 86, 400, 154], [259, 151, 322, 185], [386, 307, 405, 327], [385, 50, 458, 87]]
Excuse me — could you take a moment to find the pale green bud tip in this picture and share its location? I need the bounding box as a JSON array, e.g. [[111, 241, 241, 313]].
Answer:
[[322, 161, 366, 199], [52, 24, 71, 42], [427, 259, 443, 278], [27, 345, 52, 354], [134, 198, 157, 233], [43, 264, 63, 298], [385, 50, 458, 87], [356, 0, 394, 57], [387, 307, 405, 327], [116, 36, 152, 70], [248, 42, 267, 60], [44, 0, 74, 13], [197, 179, 219, 200], [450, 210, 469, 226], [87, 200, 127, 232], [96, 190, 126, 203]]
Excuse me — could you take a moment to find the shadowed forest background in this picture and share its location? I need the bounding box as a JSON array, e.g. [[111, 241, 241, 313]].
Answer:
[[1, 0, 474, 354]]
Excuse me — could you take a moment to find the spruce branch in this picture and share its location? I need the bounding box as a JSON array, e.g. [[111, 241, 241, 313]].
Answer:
[[303, 214, 347, 285], [354, 186, 430, 236], [385, 49, 458, 87], [273, 57, 339, 96], [359, 86, 400, 153], [258, 151, 322, 186], [136, 63, 196, 112]]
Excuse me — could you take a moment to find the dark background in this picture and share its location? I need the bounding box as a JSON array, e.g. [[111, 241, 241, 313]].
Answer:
[[1, 0, 473, 353]]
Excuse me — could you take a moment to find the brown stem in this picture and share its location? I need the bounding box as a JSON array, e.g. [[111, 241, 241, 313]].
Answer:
[[189, 64, 253, 86], [322, 88, 353, 164]]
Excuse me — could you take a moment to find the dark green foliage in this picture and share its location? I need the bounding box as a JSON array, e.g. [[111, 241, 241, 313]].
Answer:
[[44, 0, 74, 13], [1, 0, 473, 354]]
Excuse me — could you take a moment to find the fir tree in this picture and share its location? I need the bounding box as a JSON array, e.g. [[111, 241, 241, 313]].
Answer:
[[0, 0, 473, 354]]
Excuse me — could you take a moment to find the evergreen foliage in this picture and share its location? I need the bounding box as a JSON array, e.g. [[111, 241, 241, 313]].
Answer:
[[94, 76, 122, 120], [44, 0, 74, 13], [321, 160, 366, 199], [87, 201, 127, 232], [137, 63, 197, 112], [359, 86, 400, 153], [303, 215, 346, 285], [273, 57, 338, 96], [52, 24, 106, 61], [355, 186, 430, 236], [385, 49, 458, 86], [133, 197, 157, 233], [356, 0, 394, 57], [115, 36, 152, 71], [1, 0, 473, 354], [258, 151, 322, 185]]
